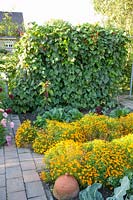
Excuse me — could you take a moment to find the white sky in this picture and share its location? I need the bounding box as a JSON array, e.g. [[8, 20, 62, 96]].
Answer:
[[0, 0, 101, 25]]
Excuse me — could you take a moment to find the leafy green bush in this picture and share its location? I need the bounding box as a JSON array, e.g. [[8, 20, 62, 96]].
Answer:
[[79, 176, 133, 200], [34, 107, 83, 128], [0, 126, 5, 146], [109, 107, 131, 118], [79, 183, 104, 200], [0, 80, 7, 103], [12, 20, 129, 112], [11, 79, 47, 114], [0, 111, 6, 146]]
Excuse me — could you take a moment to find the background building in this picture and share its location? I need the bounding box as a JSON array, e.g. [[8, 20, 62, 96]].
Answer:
[[0, 11, 24, 52]]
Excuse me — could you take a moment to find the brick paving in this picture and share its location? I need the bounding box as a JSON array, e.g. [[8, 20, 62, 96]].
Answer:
[[0, 115, 53, 200]]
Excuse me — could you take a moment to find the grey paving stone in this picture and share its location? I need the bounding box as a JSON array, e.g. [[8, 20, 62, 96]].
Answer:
[[32, 152, 44, 158], [12, 119, 21, 125], [8, 127, 14, 134], [5, 158, 20, 168], [4, 145, 16, 152], [0, 157, 4, 164], [6, 166, 22, 179], [7, 177, 25, 193], [20, 161, 36, 171], [0, 164, 5, 174], [18, 148, 31, 154], [10, 114, 20, 121], [28, 196, 48, 200], [8, 191, 27, 200], [0, 174, 5, 187], [34, 157, 45, 171], [19, 153, 33, 162], [118, 95, 133, 110], [0, 187, 6, 200], [23, 170, 40, 183], [13, 121, 21, 127], [5, 151, 18, 159], [33, 157, 44, 165], [13, 128, 19, 133], [0, 147, 4, 155], [26, 181, 47, 199]]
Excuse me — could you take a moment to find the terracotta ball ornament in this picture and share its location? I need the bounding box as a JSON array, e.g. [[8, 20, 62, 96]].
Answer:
[[53, 173, 80, 200]]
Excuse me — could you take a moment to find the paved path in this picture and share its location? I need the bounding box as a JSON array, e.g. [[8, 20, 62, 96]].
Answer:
[[0, 115, 53, 200], [118, 95, 133, 110]]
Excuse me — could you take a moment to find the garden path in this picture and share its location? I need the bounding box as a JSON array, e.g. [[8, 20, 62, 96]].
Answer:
[[0, 115, 53, 200], [118, 95, 133, 110]]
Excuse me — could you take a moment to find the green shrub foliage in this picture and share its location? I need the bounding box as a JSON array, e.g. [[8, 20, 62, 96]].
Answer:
[[13, 20, 129, 112]]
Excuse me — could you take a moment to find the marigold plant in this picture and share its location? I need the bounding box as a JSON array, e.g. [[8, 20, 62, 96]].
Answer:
[[81, 139, 132, 187], [42, 134, 133, 188], [79, 114, 110, 141], [43, 140, 84, 182], [15, 120, 37, 148], [119, 113, 133, 135], [32, 113, 133, 154], [32, 129, 49, 154], [33, 119, 86, 154]]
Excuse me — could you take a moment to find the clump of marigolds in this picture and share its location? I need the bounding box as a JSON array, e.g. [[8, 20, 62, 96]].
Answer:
[[15, 120, 37, 148], [15, 113, 133, 189], [41, 134, 133, 188]]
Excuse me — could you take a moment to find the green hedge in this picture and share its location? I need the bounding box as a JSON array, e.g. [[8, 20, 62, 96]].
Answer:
[[12, 20, 129, 113]]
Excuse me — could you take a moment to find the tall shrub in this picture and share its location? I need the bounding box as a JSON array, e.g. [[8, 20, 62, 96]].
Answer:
[[12, 20, 129, 113]]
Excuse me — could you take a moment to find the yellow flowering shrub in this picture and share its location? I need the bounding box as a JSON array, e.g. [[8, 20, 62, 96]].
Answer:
[[79, 114, 114, 141], [32, 113, 133, 154], [46, 120, 86, 142], [42, 134, 133, 188], [43, 140, 84, 182], [15, 120, 37, 148], [119, 113, 133, 135], [33, 119, 86, 154], [32, 129, 50, 154], [112, 133, 133, 166], [81, 139, 132, 187]]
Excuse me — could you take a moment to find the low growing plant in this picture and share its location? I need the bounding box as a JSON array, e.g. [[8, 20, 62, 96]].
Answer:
[[32, 129, 48, 154], [0, 111, 6, 146], [109, 107, 131, 118], [79, 176, 133, 200], [32, 113, 133, 154], [34, 107, 83, 128], [41, 134, 133, 188], [33, 120, 85, 154], [79, 183, 104, 200], [0, 108, 14, 146], [15, 120, 37, 148], [119, 113, 133, 135]]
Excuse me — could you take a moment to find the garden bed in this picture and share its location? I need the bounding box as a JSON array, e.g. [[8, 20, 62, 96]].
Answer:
[[15, 112, 133, 200]]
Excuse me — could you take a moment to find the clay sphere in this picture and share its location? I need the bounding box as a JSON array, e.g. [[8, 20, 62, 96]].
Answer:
[[53, 174, 79, 200]]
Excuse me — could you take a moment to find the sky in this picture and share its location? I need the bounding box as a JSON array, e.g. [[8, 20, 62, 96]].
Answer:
[[0, 0, 101, 25]]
